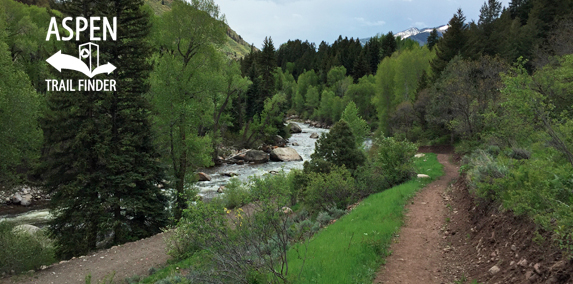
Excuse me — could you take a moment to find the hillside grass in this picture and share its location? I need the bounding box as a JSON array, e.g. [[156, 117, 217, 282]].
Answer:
[[286, 153, 443, 283]]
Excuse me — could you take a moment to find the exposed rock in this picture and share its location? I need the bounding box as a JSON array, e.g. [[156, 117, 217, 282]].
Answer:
[[414, 153, 425, 158], [222, 172, 238, 177], [20, 194, 32, 206], [488, 265, 500, 275], [236, 160, 245, 165], [533, 263, 542, 274], [269, 170, 279, 174], [217, 186, 225, 193], [310, 132, 319, 139], [270, 147, 303, 162], [233, 153, 246, 160], [288, 122, 302, 133], [260, 144, 272, 153], [196, 172, 212, 181], [518, 258, 528, 267], [292, 142, 300, 146], [274, 135, 286, 147], [10, 193, 22, 204], [282, 206, 293, 214], [550, 260, 567, 272], [244, 150, 269, 164], [417, 174, 431, 178], [13, 224, 40, 235]]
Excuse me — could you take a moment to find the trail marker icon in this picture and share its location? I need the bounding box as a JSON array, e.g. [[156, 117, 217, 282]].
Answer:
[[46, 42, 116, 78]]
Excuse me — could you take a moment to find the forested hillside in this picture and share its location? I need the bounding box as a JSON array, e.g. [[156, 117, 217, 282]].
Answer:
[[144, 0, 254, 58]]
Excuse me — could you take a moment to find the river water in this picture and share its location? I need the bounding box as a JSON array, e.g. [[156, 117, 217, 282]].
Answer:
[[0, 122, 328, 227]]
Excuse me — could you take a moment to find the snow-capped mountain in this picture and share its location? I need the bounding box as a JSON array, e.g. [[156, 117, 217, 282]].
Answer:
[[395, 24, 449, 45], [359, 24, 448, 46]]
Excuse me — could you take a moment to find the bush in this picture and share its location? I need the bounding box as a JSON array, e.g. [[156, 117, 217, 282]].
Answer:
[[0, 222, 55, 274], [303, 166, 357, 213], [374, 136, 417, 186], [220, 178, 251, 209], [168, 172, 307, 283]]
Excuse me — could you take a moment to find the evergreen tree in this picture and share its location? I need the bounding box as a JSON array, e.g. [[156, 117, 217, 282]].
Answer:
[[258, 36, 276, 101], [430, 9, 468, 79], [381, 31, 397, 58], [310, 120, 365, 172], [41, 0, 167, 258], [427, 29, 439, 51]]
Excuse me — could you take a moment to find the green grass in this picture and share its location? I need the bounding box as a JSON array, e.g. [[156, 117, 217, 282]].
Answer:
[[286, 153, 444, 283]]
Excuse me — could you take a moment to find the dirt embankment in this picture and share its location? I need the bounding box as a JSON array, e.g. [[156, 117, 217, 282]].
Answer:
[[440, 176, 573, 284]]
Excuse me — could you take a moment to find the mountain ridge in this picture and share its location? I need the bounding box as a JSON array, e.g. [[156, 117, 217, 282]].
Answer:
[[359, 24, 448, 46], [143, 0, 256, 59]]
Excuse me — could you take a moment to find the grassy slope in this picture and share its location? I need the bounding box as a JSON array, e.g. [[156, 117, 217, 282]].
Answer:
[[144, 0, 255, 59], [286, 153, 444, 283]]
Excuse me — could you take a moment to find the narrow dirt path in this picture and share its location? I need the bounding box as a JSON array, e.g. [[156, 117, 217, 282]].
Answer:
[[373, 153, 459, 284], [2, 232, 171, 284]]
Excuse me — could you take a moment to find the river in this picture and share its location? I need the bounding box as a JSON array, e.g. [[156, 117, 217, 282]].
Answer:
[[0, 122, 328, 227]]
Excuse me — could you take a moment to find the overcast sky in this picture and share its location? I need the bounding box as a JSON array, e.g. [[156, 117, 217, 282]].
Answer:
[[215, 0, 511, 48]]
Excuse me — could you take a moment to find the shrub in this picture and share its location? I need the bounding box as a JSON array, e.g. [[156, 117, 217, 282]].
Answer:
[[169, 172, 308, 282], [303, 166, 357, 213], [220, 178, 251, 209], [316, 212, 333, 226], [0, 222, 55, 274], [374, 136, 417, 186]]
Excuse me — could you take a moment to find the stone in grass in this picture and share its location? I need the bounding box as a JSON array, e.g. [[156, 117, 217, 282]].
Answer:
[[417, 174, 431, 178]]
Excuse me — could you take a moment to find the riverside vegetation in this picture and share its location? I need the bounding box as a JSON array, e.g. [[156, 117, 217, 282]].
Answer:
[[1, 0, 573, 282]]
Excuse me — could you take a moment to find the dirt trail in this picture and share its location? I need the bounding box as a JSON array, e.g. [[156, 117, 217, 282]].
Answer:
[[2, 232, 171, 284], [373, 153, 459, 284]]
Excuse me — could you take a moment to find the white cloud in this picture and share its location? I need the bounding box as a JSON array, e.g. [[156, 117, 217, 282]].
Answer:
[[355, 17, 386, 27]]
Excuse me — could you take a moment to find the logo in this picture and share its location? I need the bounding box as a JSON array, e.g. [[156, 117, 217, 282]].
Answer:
[[45, 17, 118, 92], [47, 43, 116, 78]]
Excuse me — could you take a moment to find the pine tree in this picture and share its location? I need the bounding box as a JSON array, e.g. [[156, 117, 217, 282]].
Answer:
[[41, 0, 167, 258], [381, 31, 397, 58], [430, 9, 468, 79], [310, 120, 365, 172], [427, 29, 439, 51], [258, 36, 276, 101]]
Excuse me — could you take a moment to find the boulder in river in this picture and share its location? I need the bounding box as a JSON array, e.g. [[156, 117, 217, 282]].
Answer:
[[288, 122, 302, 133], [244, 150, 269, 163], [310, 132, 319, 139], [274, 135, 286, 147], [20, 194, 32, 206], [196, 172, 212, 181], [10, 193, 22, 205], [222, 172, 238, 177], [217, 186, 225, 193], [270, 147, 303, 162]]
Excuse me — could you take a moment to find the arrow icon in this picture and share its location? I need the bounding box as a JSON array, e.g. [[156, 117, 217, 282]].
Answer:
[[46, 50, 116, 78]]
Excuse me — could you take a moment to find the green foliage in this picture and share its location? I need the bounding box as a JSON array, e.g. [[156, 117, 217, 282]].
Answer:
[[303, 166, 357, 213], [431, 8, 468, 78], [149, 0, 231, 218], [0, 222, 55, 274], [0, 25, 41, 185], [168, 172, 303, 282], [340, 101, 370, 147], [310, 120, 366, 172], [220, 178, 251, 209], [374, 136, 418, 186], [373, 46, 435, 134]]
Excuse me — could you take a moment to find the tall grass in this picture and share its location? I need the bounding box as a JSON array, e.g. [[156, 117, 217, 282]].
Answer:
[[286, 153, 443, 283]]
